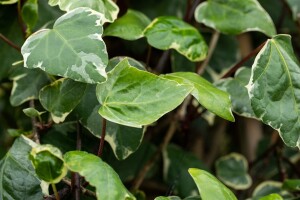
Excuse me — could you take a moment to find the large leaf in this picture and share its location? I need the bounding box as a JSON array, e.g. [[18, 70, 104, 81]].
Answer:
[[215, 153, 252, 190], [64, 151, 135, 200], [144, 16, 208, 62], [163, 72, 234, 122], [188, 168, 237, 200], [96, 58, 193, 128], [48, 0, 119, 23], [21, 7, 108, 84], [10, 67, 50, 106], [0, 136, 45, 199], [216, 67, 255, 118], [74, 85, 144, 160], [39, 78, 87, 123], [104, 9, 151, 40], [194, 0, 276, 37], [246, 34, 300, 148]]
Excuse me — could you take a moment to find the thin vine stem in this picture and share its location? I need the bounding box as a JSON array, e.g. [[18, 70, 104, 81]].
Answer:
[[51, 183, 60, 200], [97, 118, 107, 157], [0, 33, 21, 52]]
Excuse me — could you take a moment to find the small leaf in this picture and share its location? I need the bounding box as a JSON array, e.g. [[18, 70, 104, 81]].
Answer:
[[0, 136, 46, 199], [188, 168, 237, 200], [194, 0, 276, 37], [30, 144, 67, 184], [104, 9, 151, 40], [107, 56, 146, 72], [39, 78, 87, 123], [259, 194, 283, 200], [23, 107, 45, 118], [48, 0, 119, 23], [282, 179, 300, 191], [144, 16, 208, 62], [21, 7, 108, 84], [64, 151, 135, 200], [97, 58, 193, 128], [21, 0, 38, 32], [246, 34, 300, 148], [215, 153, 252, 190], [163, 72, 234, 122], [7, 129, 31, 137]]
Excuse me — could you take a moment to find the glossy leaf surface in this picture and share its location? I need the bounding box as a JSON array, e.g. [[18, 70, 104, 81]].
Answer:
[[247, 34, 300, 148], [189, 168, 237, 200], [21, 7, 108, 84], [104, 9, 151, 40], [39, 78, 86, 123], [163, 72, 234, 121], [64, 151, 135, 200], [194, 0, 276, 36], [48, 0, 119, 23], [97, 58, 193, 127], [144, 16, 207, 61], [215, 153, 252, 190]]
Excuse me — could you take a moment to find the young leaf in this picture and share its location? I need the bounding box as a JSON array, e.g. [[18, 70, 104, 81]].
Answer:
[[0, 136, 46, 199], [23, 107, 45, 118], [48, 0, 119, 23], [144, 16, 208, 62], [163, 72, 234, 122], [194, 0, 276, 37], [215, 153, 252, 190], [96, 58, 193, 128], [246, 34, 300, 148], [188, 168, 237, 200], [39, 78, 87, 123], [64, 151, 135, 200], [104, 9, 151, 40], [21, 7, 108, 84], [21, 0, 38, 33], [107, 56, 146, 72], [30, 144, 67, 184]]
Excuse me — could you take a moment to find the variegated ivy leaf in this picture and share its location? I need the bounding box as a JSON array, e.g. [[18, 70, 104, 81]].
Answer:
[[48, 0, 119, 23], [246, 34, 300, 148], [39, 78, 87, 123], [21, 7, 108, 84], [97, 58, 193, 128], [194, 0, 276, 37], [0, 0, 18, 4], [144, 16, 208, 62]]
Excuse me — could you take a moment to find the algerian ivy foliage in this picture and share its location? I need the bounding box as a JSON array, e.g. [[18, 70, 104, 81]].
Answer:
[[1, 0, 300, 199]]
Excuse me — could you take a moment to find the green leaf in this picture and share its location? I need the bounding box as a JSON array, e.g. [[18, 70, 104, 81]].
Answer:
[[194, 0, 276, 37], [104, 9, 151, 40], [144, 16, 208, 62], [163, 72, 234, 122], [155, 197, 181, 200], [75, 85, 144, 160], [246, 34, 300, 148], [107, 56, 146, 72], [39, 78, 87, 123], [282, 179, 300, 191], [64, 151, 135, 200], [216, 67, 255, 118], [215, 153, 252, 190], [97, 58, 193, 128], [10, 68, 50, 106], [0, 0, 17, 4], [252, 181, 283, 200], [287, 0, 300, 21], [30, 144, 67, 184], [48, 0, 119, 23], [21, 0, 38, 32], [23, 107, 45, 118], [188, 168, 237, 200], [259, 193, 283, 200], [21, 7, 108, 84], [7, 129, 31, 137], [0, 136, 45, 199]]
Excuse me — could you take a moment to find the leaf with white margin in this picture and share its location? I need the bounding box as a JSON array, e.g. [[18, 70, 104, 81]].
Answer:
[[163, 72, 234, 122], [48, 0, 119, 23], [39, 78, 87, 123], [0, 0, 17, 4], [194, 0, 276, 37], [97, 58, 193, 128], [246, 34, 300, 148], [64, 151, 135, 200], [104, 9, 151, 40], [144, 16, 208, 62], [21, 7, 108, 84]]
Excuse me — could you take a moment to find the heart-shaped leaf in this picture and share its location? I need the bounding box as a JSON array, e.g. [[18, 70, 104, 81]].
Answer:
[[64, 151, 135, 200], [194, 0, 276, 37], [246, 34, 300, 148], [48, 0, 119, 23], [144, 16, 208, 62], [21, 7, 108, 84], [97, 58, 193, 128]]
